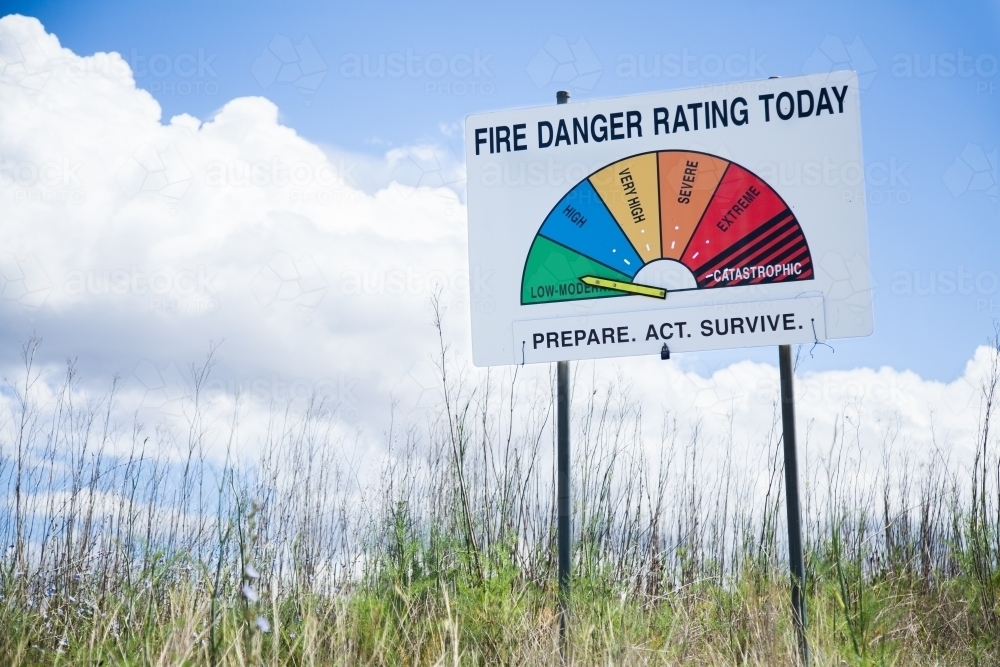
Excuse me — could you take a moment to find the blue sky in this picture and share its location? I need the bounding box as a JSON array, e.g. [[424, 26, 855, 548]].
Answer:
[[5, 0, 1000, 382]]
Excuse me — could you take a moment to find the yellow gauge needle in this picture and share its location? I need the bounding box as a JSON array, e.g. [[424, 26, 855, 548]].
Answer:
[[580, 276, 666, 299]]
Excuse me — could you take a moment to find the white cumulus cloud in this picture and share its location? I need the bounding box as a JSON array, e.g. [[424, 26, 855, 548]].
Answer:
[[0, 15, 469, 443]]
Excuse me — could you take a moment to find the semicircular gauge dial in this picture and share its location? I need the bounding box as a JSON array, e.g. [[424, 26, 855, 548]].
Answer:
[[521, 150, 813, 304]]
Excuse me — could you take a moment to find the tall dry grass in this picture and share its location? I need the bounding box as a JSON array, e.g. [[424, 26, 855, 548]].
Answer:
[[0, 315, 997, 665]]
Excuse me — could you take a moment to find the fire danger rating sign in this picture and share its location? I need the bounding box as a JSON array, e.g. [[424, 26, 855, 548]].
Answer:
[[465, 71, 872, 366]]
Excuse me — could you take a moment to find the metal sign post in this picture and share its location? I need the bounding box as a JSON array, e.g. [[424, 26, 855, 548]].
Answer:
[[779, 344, 808, 665], [555, 90, 572, 657], [556, 358, 570, 650]]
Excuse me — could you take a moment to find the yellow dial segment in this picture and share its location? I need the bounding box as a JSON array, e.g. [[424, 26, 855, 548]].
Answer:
[[589, 153, 662, 263]]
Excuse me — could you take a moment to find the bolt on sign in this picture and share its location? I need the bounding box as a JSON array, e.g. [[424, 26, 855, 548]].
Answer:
[[465, 71, 872, 366]]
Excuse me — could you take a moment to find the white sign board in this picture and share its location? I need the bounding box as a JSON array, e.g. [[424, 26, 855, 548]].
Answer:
[[466, 71, 872, 367]]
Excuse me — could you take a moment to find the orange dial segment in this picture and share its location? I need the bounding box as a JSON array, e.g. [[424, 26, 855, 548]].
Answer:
[[658, 152, 730, 259]]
